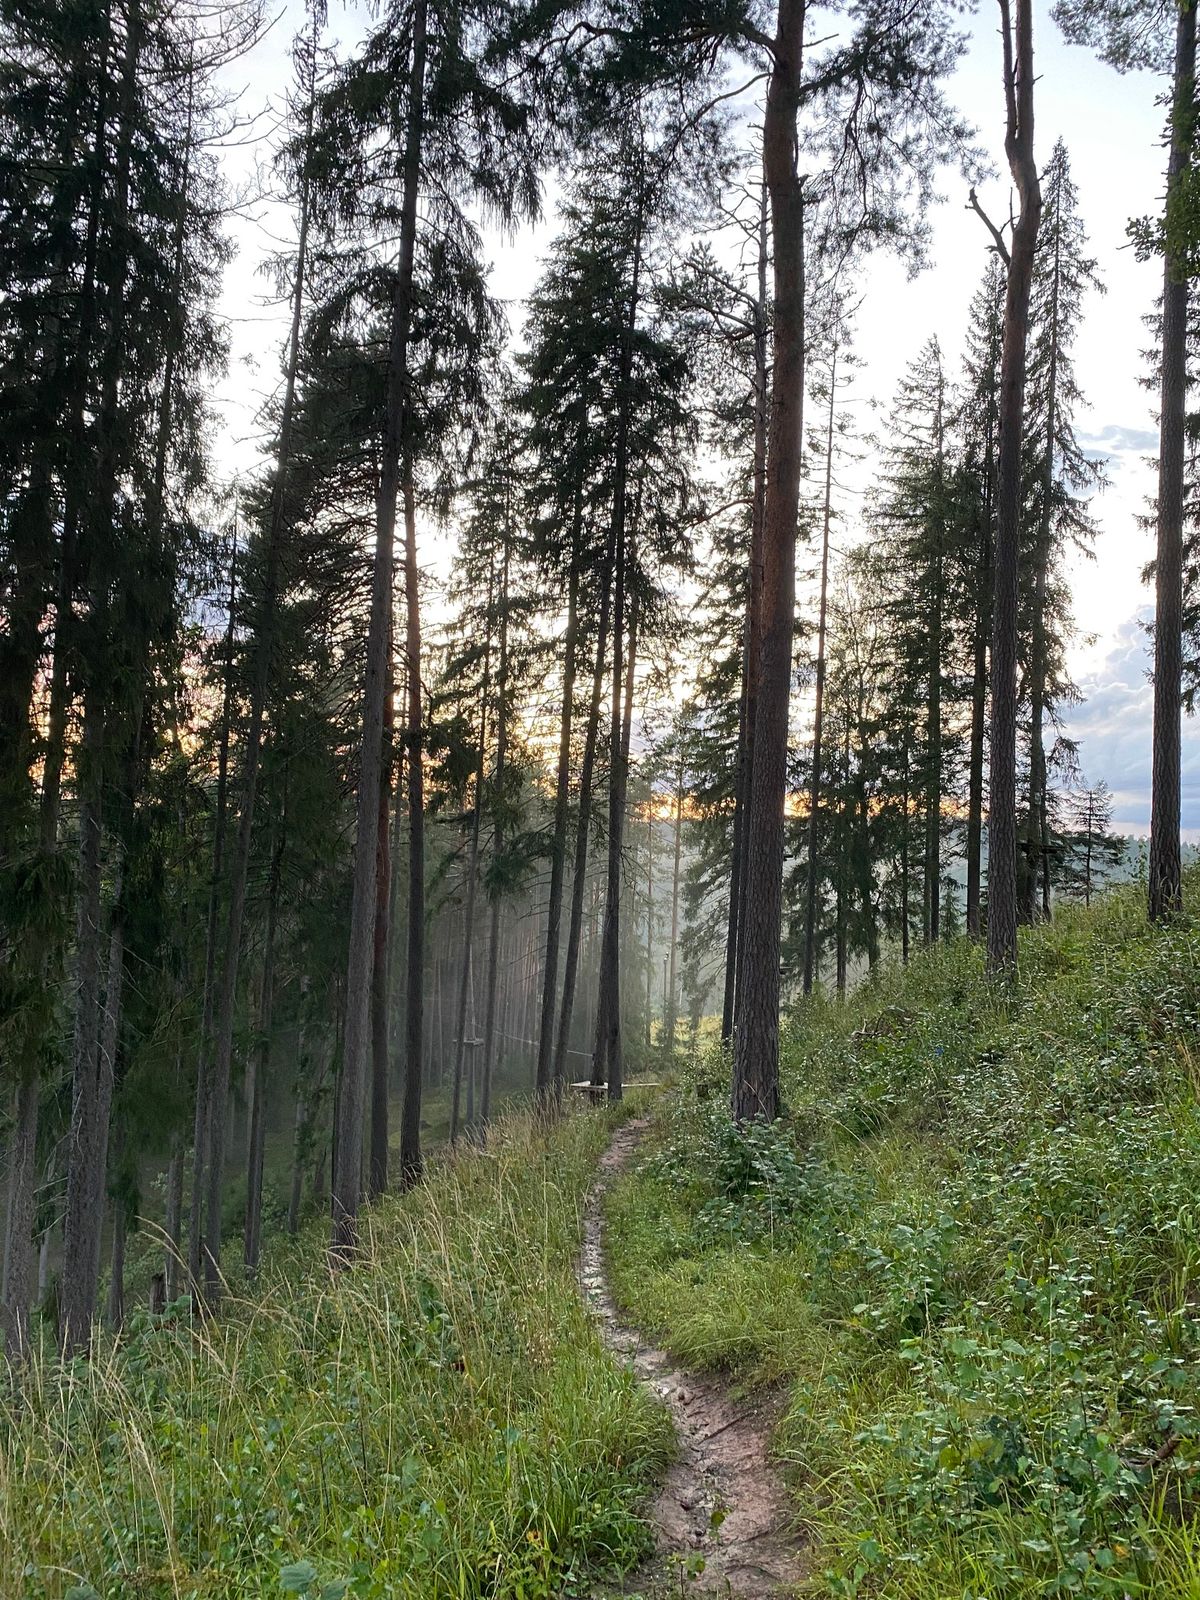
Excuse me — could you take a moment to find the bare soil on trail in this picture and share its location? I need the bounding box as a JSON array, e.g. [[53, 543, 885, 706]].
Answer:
[[580, 1115, 808, 1598]]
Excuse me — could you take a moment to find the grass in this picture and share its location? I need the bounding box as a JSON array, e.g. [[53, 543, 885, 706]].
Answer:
[[2, 1103, 671, 1600], [608, 873, 1200, 1597]]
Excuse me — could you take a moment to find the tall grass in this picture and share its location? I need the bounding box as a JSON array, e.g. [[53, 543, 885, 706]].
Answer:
[[609, 875, 1200, 1596], [1, 1107, 670, 1600]]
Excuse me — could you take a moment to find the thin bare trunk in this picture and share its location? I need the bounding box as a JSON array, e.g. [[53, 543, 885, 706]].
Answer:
[[725, 182, 770, 1044], [333, 2, 426, 1251], [733, 0, 805, 1121], [369, 646, 394, 1198], [206, 45, 317, 1294], [480, 541, 510, 1128], [1149, 0, 1195, 922], [987, 0, 1041, 975], [803, 347, 837, 994]]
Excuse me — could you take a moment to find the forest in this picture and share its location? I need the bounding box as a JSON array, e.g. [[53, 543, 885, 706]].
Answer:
[[2, 0, 1200, 1594]]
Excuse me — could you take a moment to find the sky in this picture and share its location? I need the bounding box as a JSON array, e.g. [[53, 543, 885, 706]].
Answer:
[[208, 0, 1195, 839]]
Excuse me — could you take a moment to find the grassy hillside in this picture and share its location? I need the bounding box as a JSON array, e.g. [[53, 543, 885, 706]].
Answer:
[[608, 875, 1200, 1597], [2, 1109, 669, 1600]]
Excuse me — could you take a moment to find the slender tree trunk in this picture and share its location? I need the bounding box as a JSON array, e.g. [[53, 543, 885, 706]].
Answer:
[[190, 531, 238, 1290], [244, 823, 281, 1276], [107, 1192, 126, 1332], [594, 591, 639, 1102], [733, 0, 805, 1121], [451, 575, 493, 1140], [725, 182, 771, 1043], [164, 1123, 184, 1303], [1149, 0, 1195, 922], [552, 534, 616, 1091], [925, 375, 945, 946], [664, 748, 684, 1045], [0, 1079, 39, 1355], [481, 541, 511, 1129], [205, 52, 317, 1295], [591, 209, 644, 1102], [645, 813, 655, 1046], [966, 517, 990, 938], [803, 347, 837, 993], [399, 473, 427, 1183], [901, 735, 911, 964], [1023, 189, 1060, 926], [60, 0, 144, 1359], [334, 2, 426, 1249], [987, 0, 1041, 976], [369, 646, 394, 1198], [535, 481, 582, 1097]]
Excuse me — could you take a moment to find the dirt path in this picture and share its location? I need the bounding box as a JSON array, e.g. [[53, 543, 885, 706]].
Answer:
[[580, 1116, 807, 1598]]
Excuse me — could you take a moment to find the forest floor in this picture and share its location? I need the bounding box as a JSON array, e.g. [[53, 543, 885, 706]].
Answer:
[[581, 1115, 807, 1597], [608, 872, 1200, 1598]]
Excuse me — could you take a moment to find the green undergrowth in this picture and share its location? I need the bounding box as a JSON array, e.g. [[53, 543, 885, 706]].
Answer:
[[607, 875, 1200, 1597], [2, 1104, 670, 1600]]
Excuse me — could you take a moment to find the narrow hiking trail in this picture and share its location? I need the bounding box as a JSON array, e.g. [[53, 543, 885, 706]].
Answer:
[[580, 1116, 807, 1598]]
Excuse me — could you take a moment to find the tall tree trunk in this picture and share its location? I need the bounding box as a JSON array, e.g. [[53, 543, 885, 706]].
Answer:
[[803, 346, 837, 993], [333, 1, 426, 1250], [591, 211, 644, 1102], [205, 48, 317, 1295], [535, 478, 583, 1097], [1, 1079, 39, 1355], [451, 573, 493, 1140], [965, 516, 990, 938], [664, 747, 684, 1045], [60, 0, 143, 1360], [724, 182, 771, 1043], [107, 1192, 126, 1333], [1023, 182, 1061, 926], [986, 0, 1041, 976], [733, 0, 805, 1121], [369, 645, 394, 1197], [552, 532, 616, 1091], [925, 372, 945, 946], [901, 734, 911, 964], [164, 1124, 184, 1304], [594, 589, 639, 1101], [1149, 0, 1195, 923], [645, 813, 655, 1046], [60, 700, 107, 1356], [244, 821, 282, 1276], [190, 530, 238, 1289], [398, 473, 427, 1184], [480, 540, 510, 1128]]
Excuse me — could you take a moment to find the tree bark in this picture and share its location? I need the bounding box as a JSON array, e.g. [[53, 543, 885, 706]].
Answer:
[[535, 477, 583, 1097], [803, 346, 837, 993], [924, 368, 945, 946], [664, 746, 685, 1045], [733, 0, 805, 1121], [986, 0, 1041, 976], [244, 823, 281, 1276], [190, 530, 238, 1290], [552, 530, 616, 1091], [398, 473, 427, 1183], [369, 644, 394, 1197], [451, 574, 493, 1140], [1149, 0, 1195, 922], [724, 182, 771, 1043], [480, 539, 511, 1128]]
